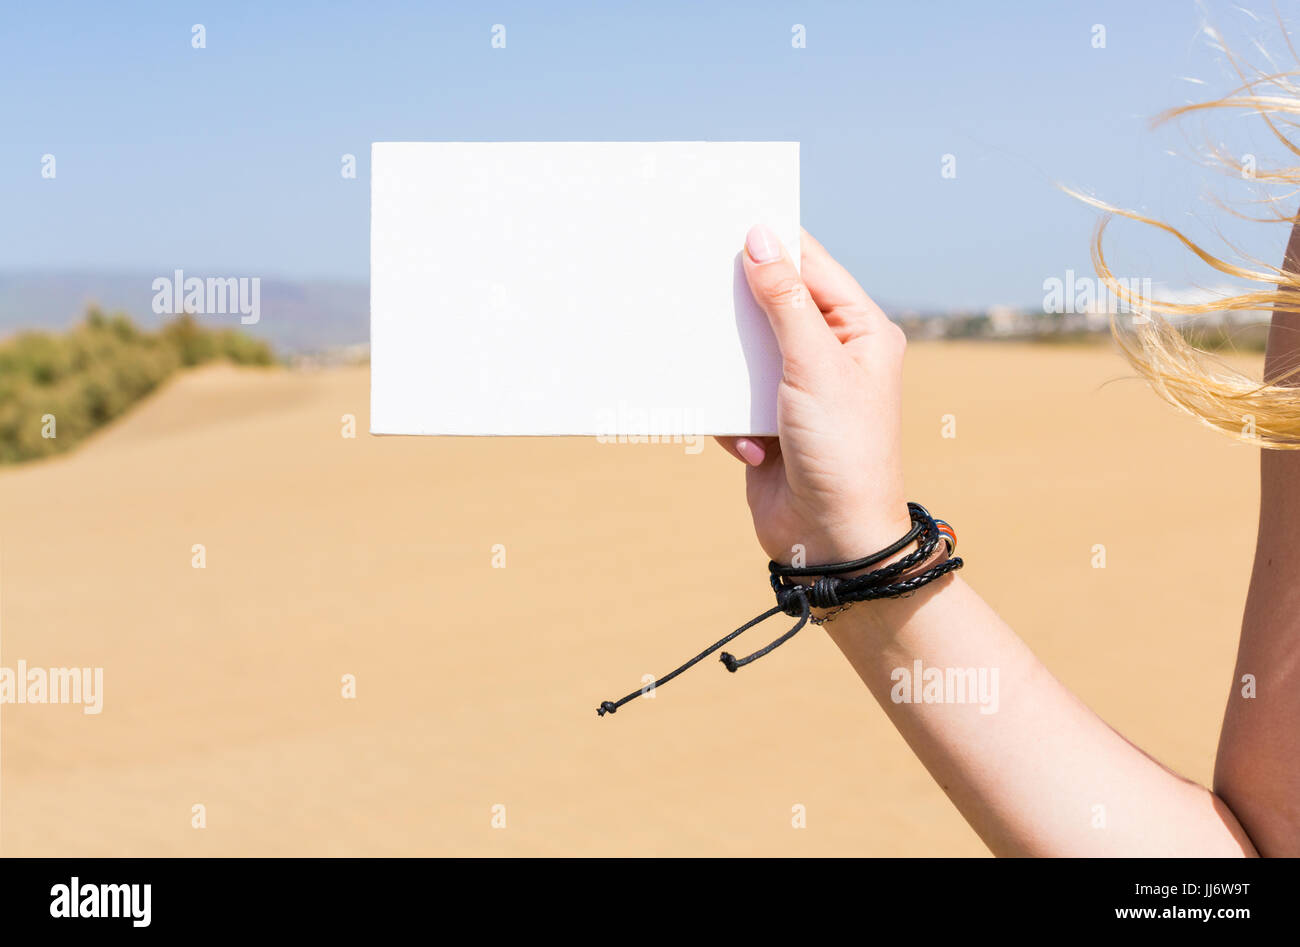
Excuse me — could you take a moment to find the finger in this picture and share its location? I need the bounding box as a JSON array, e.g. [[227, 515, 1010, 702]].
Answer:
[[714, 435, 767, 466], [799, 228, 892, 342], [714, 436, 744, 462], [743, 224, 838, 371]]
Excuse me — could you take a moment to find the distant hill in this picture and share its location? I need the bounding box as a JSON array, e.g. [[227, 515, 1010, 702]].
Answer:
[[0, 270, 368, 354], [0, 269, 969, 355]]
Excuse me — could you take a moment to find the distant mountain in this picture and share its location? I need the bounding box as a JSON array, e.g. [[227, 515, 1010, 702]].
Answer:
[[0, 269, 992, 356], [0, 269, 368, 353]]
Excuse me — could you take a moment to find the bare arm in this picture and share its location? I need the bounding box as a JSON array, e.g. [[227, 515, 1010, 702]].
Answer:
[[721, 226, 1257, 856], [823, 577, 1253, 856], [1213, 220, 1300, 857]]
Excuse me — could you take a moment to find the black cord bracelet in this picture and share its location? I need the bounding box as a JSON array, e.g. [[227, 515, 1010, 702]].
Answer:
[[596, 502, 964, 717], [770, 511, 927, 578]]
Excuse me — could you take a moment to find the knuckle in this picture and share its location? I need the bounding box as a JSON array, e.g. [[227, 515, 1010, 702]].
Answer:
[[763, 275, 808, 309]]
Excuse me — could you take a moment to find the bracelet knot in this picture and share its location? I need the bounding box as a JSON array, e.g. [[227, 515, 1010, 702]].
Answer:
[[776, 583, 809, 615], [809, 576, 841, 609]]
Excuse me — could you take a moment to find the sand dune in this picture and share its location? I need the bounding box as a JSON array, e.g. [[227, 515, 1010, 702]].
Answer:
[[0, 343, 1262, 856]]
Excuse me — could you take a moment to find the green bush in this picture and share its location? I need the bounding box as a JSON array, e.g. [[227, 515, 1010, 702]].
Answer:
[[0, 308, 275, 464]]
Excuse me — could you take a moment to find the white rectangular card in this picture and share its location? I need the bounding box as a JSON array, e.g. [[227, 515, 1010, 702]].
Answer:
[[369, 141, 799, 436]]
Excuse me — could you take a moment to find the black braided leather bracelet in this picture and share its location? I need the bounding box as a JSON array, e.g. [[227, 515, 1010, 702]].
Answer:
[[596, 502, 964, 717]]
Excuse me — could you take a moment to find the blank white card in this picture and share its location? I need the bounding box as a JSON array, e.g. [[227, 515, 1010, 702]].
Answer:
[[369, 141, 799, 436]]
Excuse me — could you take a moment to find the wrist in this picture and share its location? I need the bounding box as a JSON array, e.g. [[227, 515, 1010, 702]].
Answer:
[[787, 505, 916, 575]]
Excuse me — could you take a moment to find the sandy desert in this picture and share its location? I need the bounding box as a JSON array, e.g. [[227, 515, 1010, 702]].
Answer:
[[0, 341, 1263, 856]]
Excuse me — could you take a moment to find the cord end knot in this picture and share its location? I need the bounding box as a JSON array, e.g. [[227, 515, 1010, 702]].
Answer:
[[719, 652, 739, 673], [597, 700, 618, 717]]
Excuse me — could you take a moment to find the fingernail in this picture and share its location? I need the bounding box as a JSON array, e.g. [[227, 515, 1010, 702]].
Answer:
[[735, 437, 766, 466], [745, 224, 782, 264]]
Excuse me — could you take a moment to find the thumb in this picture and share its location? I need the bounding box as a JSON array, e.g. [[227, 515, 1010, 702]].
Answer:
[[743, 224, 837, 373]]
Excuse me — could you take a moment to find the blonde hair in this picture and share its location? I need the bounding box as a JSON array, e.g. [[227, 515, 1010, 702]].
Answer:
[[1073, 35, 1300, 448]]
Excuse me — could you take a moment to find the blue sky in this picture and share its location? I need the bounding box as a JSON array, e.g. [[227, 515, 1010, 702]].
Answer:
[[3, 0, 1299, 310]]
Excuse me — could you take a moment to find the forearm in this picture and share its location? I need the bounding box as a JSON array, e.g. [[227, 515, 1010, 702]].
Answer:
[[824, 573, 1257, 857]]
